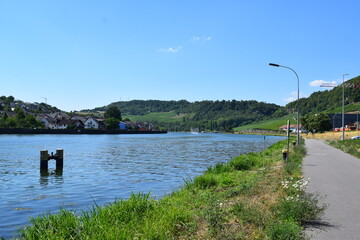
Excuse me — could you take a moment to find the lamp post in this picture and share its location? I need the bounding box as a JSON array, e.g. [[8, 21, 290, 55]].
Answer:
[[269, 63, 300, 145], [342, 73, 349, 140]]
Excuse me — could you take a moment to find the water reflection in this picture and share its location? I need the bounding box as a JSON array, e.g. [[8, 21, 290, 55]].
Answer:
[[39, 168, 64, 186]]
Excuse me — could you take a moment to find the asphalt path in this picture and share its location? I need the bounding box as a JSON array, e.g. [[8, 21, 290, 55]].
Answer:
[[303, 139, 360, 240]]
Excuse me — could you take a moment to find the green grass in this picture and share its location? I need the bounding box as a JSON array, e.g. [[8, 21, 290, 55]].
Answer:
[[234, 114, 297, 131], [324, 102, 360, 114], [124, 111, 185, 123], [18, 139, 326, 240], [327, 139, 360, 158]]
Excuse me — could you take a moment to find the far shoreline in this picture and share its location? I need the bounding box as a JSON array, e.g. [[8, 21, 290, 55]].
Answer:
[[0, 128, 167, 135]]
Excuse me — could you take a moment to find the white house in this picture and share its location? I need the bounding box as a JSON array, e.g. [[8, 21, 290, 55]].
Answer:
[[39, 117, 57, 129], [84, 117, 106, 129]]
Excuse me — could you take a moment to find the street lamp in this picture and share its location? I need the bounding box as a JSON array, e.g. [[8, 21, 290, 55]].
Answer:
[[342, 73, 349, 140], [269, 63, 300, 145]]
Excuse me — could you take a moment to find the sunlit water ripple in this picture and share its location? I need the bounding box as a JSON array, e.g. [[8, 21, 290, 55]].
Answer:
[[0, 132, 285, 239]]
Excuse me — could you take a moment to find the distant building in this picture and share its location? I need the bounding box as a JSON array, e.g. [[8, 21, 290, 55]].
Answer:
[[119, 122, 128, 130], [328, 113, 360, 129], [39, 117, 57, 129], [84, 117, 106, 129], [279, 124, 302, 132]]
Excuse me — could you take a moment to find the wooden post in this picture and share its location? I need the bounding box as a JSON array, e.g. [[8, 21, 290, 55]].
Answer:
[[286, 120, 290, 162], [56, 149, 64, 169], [40, 150, 49, 169]]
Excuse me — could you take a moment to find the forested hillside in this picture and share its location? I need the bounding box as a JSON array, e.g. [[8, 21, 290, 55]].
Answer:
[[285, 75, 360, 115], [90, 100, 281, 131], [86, 76, 360, 132]]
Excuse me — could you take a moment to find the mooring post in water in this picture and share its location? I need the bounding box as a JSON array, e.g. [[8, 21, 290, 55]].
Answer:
[[55, 149, 64, 169], [40, 150, 49, 169], [40, 149, 64, 170]]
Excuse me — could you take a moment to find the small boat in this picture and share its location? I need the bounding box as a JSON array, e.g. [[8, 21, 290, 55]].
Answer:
[[191, 128, 199, 134]]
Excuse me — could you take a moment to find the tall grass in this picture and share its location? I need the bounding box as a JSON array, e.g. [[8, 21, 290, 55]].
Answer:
[[328, 139, 360, 158]]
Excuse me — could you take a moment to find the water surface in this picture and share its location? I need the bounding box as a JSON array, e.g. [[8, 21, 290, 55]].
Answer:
[[0, 132, 284, 238]]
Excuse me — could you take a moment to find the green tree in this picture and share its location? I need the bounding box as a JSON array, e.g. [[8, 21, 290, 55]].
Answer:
[[105, 117, 120, 130], [7, 96, 14, 102], [301, 113, 332, 133], [104, 106, 122, 120], [25, 114, 40, 128], [15, 107, 25, 119], [0, 112, 7, 127], [6, 118, 17, 128]]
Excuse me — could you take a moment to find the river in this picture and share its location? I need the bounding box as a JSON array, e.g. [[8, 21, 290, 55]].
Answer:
[[0, 132, 285, 239]]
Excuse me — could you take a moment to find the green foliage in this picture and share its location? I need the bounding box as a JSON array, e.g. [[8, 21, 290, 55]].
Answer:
[[104, 105, 122, 120], [207, 162, 232, 174], [20, 192, 195, 239], [266, 220, 304, 240], [235, 114, 297, 131], [15, 107, 25, 119], [301, 112, 332, 133], [105, 117, 120, 130], [232, 202, 266, 226], [89, 99, 282, 131], [203, 196, 225, 236], [0, 110, 42, 129], [328, 139, 360, 158], [193, 174, 218, 189], [229, 153, 258, 171], [275, 192, 327, 224]]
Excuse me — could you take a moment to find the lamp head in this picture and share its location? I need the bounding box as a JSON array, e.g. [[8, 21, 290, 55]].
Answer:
[[269, 63, 280, 67]]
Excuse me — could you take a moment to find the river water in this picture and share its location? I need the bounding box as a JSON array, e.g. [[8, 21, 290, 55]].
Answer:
[[0, 132, 284, 238]]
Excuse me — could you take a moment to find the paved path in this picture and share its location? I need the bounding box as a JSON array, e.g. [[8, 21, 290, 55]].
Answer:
[[303, 139, 360, 240]]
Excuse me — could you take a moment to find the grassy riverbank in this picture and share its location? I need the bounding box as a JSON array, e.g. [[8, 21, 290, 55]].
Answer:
[[18, 139, 325, 239], [328, 139, 360, 158]]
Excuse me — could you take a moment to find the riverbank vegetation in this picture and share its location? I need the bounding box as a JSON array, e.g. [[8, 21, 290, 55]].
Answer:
[[18, 139, 326, 239], [0, 107, 42, 129], [328, 139, 360, 158]]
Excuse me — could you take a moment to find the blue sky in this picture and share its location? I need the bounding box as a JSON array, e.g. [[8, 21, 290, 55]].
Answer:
[[0, 1, 359, 111]]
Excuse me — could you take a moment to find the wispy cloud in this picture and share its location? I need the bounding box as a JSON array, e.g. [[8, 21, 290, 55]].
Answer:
[[192, 36, 212, 42], [284, 91, 307, 102], [309, 79, 337, 87], [158, 46, 182, 53]]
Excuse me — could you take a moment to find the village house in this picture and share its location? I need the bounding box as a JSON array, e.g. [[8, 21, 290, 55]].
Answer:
[[38, 117, 57, 129], [71, 115, 87, 123], [55, 119, 84, 129], [49, 112, 71, 120], [84, 117, 106, 129]]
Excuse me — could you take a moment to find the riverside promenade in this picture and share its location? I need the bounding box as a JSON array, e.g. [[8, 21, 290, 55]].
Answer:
[[303, 139, 360, 239]]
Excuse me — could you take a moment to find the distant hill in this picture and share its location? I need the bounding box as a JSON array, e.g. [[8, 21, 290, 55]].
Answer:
[[84, 76, 360, 132], [284, 75, 360, 115], [87, 100, 282, 131]]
